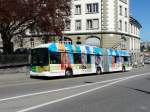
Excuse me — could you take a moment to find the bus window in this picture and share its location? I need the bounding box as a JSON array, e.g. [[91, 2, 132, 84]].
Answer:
[[50, 52, 61, 64], [61, 53, 72, 64], [115, 56, 120, 63], [74, 53, 81, 64], [31, 48, 48, 66], [124, 57, 128, 62], [95, 55, 101, 65], [87, 54, 91, 64]]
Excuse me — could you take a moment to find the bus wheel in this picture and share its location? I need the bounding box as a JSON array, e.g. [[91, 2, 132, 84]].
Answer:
[[96, 67, 102, 75], [65, 69, 73, 77]]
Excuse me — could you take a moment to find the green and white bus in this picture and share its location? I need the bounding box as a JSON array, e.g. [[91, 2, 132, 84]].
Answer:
[[30, 43, 132, 77]]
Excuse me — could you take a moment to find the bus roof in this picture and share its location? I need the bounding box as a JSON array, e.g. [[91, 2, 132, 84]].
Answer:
[[107, 48, 130, 56], [35, 43, 130, 56], [35, 43, 103, 55]]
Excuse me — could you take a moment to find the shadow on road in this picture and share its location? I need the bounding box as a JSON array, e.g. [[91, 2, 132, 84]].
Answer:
[[29, 71, 125, 81], [116, 85, 150, 95]]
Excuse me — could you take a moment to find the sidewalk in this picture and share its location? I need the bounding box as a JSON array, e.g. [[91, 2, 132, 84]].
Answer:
[[0, 66, 30, 75], [0, 66, 31, 85], [0, 63, 29, 69]]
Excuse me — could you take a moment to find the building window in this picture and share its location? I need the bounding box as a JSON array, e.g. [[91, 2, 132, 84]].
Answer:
[[119, 5, 122, 16], [93, 3, 99, 13], [131, 24, 133, 33], [125, 8, 127, 17], [135, 27, 137, 35], [85, 36, 101, 46], [86, 3, 99, 13], [75, 5, 81, 15], [125, 22, 127, 32], [119, 20, 122, 31], [75, 20, 81, 30], [87, 19, 99, 30], [134, 26, 136, 34], [64, 19, 71, 31]]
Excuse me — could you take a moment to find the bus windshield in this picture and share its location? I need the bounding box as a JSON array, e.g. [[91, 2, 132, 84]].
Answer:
[[31, 48, 48, 66]]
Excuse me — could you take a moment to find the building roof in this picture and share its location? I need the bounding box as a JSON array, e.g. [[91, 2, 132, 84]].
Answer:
[[130, 16, 142, 28]]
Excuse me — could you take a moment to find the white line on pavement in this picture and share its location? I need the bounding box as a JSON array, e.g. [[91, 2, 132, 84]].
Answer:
[[17, 72, 150, 112], [0, 80, 48, 88], [0, 73, 149, 103], [0, 77, 121, 102]]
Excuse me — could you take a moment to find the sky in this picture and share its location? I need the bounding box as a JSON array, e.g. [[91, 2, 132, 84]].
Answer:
[[130, 0, 150, 41]]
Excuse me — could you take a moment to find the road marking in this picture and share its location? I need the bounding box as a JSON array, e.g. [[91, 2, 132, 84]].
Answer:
[[0, 73, 114, 88], [0, 75, 84, 88], [0, 76, 76, 88], [0, 77, 76, 88], [0, 78, 121, 102], [17, 72, 150, 112], [0, 72, 149, 103], [0, 80, 48, 88]]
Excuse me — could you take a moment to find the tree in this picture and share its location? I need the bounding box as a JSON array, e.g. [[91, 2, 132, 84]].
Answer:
[[148, 46, 150, 52], [0, 0, 71, 54], [140, 45, 145, 52]]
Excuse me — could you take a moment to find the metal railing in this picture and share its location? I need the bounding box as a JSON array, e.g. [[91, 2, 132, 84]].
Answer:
[[0, 54, 30, 68]]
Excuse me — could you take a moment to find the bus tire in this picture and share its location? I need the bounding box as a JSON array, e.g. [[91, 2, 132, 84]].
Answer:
[[122, 66, 126, 72], [96, 67, 102, 75], [65, 68, 73, 77]]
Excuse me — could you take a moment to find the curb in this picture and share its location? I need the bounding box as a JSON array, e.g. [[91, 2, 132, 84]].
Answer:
[[0, 64, 30, 69]]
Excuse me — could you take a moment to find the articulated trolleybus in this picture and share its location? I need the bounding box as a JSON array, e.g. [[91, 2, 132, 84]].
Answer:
[[30, 42, 132, 77]]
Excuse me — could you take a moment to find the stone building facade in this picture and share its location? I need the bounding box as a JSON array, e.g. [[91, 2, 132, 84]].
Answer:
[[63, 0, 142, 62], [0, 0, 142, 62]]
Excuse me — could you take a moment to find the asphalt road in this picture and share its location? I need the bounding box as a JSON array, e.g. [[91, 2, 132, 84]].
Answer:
[[0, 65, 150, 112]]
